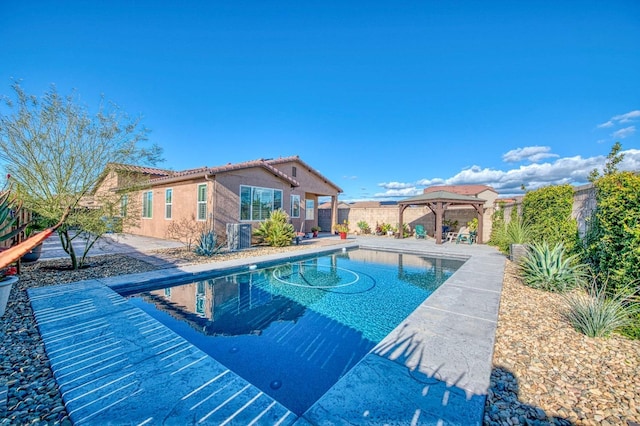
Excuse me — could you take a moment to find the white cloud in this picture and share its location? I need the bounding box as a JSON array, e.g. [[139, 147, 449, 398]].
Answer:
[[597, 120, 614, 129], [378, 181, 417, 190], [599, 110, 640, 129], [347, 149, 640, 202], [613, 110, 640, 123], [611, 126, 636, 139], [373, 187, 422, 198], [502, 146, 559, 163]]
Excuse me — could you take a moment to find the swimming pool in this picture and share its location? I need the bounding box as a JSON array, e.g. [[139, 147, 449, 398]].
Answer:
[[125, 248, 464, 415]]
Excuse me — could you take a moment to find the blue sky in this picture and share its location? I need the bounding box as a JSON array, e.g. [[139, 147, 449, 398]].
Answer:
[[2, 1, 639, 201]]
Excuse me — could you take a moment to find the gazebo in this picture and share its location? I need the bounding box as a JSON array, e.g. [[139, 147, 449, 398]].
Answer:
[[397, 190, 486, 244]]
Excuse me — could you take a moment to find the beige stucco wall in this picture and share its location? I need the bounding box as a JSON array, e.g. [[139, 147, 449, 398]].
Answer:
[[337, 205, 494, 243], [117, 159, 340, 241]]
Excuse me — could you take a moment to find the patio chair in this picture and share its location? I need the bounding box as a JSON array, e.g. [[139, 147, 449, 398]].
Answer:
[[456, 229, 477, 245], [446, 226, 468, 243], [414, 224, 427, 239]]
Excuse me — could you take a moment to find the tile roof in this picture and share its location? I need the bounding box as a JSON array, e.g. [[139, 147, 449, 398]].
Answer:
[[108, 162, 174, 177], [148, 159, 300, 187], [423, 184, 496, 196], [265, 156, 343, 193]]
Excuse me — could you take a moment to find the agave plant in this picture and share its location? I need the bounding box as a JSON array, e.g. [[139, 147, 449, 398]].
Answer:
[[193, 230, 224, 257], [0, 183, 24, 245], [520, 241, 587, 292]]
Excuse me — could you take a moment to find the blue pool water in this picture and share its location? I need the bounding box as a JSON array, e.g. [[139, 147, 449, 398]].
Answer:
[[126, 249, 464, 415]]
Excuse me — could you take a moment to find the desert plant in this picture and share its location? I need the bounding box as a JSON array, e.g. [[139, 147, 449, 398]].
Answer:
[[504, 217, 532, 244], [520, 241, 587, 292], [253, 209, 295, 247], [380, 223, 392, 233], [398, 223, 411, 238], [0, 82, 163, 269], [356, 220, 370, 234], [443, 219, 458, 229], [193, 231, 224, 256], [0, 181, 24, 244], [564, 278, 640, 338], [166, 215, 205, 250], [490, 216, 532, 254]]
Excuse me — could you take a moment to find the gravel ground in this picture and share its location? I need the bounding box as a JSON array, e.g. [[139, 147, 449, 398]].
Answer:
[[1, 249, 639, 425], [485, 260, 640, 426]]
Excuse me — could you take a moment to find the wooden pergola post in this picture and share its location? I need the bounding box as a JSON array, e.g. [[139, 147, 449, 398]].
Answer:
[[397, 191, 487, 245], [398, 204, 408, 239]]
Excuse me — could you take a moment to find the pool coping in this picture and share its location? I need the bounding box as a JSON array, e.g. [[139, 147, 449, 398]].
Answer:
[[28, 237, 505, 425]]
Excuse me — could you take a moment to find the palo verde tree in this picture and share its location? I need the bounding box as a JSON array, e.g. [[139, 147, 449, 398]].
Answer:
[[0, 81, 163, 269]]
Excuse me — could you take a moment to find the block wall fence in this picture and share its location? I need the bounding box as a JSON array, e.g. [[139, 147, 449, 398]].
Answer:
[[325, 183, 599, 243], [322, 205, 494, 243], [497, 183, 597, 237]]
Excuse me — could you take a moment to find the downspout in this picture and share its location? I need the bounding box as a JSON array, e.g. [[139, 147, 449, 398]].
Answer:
[[204, 171, 215, 233]]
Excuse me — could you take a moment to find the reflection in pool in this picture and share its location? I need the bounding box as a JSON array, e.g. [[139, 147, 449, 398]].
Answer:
[[127, 249, 464, 415]]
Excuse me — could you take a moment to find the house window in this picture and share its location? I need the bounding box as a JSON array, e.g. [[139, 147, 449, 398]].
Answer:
[[240, 185, 283, 221], [165, 188, 172, 219], [292, 166, 297, 177], [291, 194, 300, 218], [142, 191, 153, 218], [305, 199, 314, 220], [197, 184, 207, 221], [120, 194, 128, 217], [195, 281, 206, 316]]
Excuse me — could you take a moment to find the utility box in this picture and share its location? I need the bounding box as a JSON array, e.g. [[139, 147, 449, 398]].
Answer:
[[227, 223, 252, 251]]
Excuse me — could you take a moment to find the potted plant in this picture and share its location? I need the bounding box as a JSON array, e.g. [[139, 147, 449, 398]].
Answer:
[[0, 265, 18, 317], [356, 220, 370, 234], [467, 218, 478, 241], [333, 221, 349, 239], [0, 179, 24, 317], [311, 226, 321, 238], [20, 216, 49, 262]]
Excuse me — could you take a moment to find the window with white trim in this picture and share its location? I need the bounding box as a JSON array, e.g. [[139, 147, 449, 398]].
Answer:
[[165, 188, 173, 219], [142, 191, 153, 218], [197, 184, 207, 221], [305, 199, 314, 220], [120, 194, 128, 217], [291, 194, 300, 218], [240, 185, 283, 221]]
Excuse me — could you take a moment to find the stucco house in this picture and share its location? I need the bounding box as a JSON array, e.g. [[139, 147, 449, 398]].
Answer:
[[93, 156, 342, 242]]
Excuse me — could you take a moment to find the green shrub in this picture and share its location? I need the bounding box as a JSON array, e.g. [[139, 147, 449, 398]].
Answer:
[[252, 209, 296, 247], [564, 279, 640, 338], [489, 215, 532, 255], [356, 220, 370, 234], [522, 184, 579, 253], [520, 242, 587, 292], [194, 231, 224, 256], [583, 171, 640, 296]]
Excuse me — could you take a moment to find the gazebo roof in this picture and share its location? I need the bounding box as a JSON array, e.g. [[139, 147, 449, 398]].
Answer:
[[398, 190, 486, 205]]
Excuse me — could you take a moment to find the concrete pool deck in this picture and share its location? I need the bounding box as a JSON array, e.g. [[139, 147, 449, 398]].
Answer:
[[28, 235, 505, 425]]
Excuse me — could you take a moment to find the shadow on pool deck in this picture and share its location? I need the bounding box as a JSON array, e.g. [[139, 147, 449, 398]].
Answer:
[[28, 234, 505, 425]]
